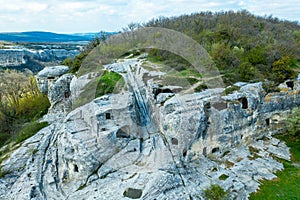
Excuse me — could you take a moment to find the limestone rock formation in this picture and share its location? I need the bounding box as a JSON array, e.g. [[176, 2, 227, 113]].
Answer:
[[37, 66, 73, 112], [0, 48, 79, 68], [0, 58, 299, 200]]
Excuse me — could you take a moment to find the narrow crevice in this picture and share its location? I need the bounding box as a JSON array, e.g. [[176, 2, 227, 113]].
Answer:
[[37, 132, 54, 199], [159, 131, 186, 187], [76, 163, 103, 191]]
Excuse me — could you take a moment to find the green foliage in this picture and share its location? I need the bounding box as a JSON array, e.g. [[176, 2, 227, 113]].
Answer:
[[286, 108, 300, 137], [147, 49, 193, 72], [219, 174, 229, 180], [0, 168, 9, 178], [145, 10, 300, 85], [250, 160, 300, 200], [62, 36, 101, 74], [95, 71, 124, 98], [15, 121, 49, 144], [203, 184, 229, 200], [195, 84, 208, 92], [224, 85, 240, 95], [246, 47, 267, 65], [262, 81, 280, 93], [62, 51, 89, 74], [272, 56, 297, 83], [0, 71, 50, 147], [0, 133, 10, 147]]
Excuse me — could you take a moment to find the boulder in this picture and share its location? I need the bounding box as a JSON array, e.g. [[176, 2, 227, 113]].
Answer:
[[37, 65, 69, 78]]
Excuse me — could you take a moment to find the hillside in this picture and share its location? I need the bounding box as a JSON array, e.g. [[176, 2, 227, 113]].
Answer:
[[144, 10, 300, 85]]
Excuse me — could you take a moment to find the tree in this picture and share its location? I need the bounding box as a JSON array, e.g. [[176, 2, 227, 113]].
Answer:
[[272, 56, 297, 83]]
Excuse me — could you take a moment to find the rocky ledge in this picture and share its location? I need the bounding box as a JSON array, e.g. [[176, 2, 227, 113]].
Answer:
[[0, 58, 299, 199]]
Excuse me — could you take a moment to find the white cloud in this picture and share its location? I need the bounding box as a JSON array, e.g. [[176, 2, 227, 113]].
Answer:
[[0, 0, 298, 33]]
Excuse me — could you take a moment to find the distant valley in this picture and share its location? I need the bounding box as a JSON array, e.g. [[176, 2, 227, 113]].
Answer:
[[0, 31, 97, 43], [0, 31, 114, 72]]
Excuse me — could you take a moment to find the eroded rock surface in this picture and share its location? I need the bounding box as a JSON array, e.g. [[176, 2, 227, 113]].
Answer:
[[1, 58, 299, 200]]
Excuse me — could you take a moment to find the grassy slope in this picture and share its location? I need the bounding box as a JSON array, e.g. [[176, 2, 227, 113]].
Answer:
[[250, 135, 300, 200]]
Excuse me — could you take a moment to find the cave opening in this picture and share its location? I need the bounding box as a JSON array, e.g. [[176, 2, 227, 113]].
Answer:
[[105, 113, 111, 120], [74, 164, 79, 172], [266, 118, 270, 126], [212, 147, 220, 154], [286, 81, 294, 90], [183, 148, 187, 157], [153, 88, 173, 99], [239, 97, 248, 109]]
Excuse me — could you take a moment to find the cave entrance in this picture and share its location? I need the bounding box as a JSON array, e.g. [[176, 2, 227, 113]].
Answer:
[[74, 164, 79, 173], [212, 147, 220, 154], [153, 88, 173, 99], [286, 81, 294, 90], [266, 118, 270, 126], [105, 113, 111, 120], [239, 97, 248, 109]]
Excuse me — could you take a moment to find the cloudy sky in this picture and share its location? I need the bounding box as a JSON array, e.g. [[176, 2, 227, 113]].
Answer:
[[0, 0, 299, 33]]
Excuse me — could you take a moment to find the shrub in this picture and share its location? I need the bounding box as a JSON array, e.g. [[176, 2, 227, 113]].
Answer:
[[0, 133, 10, 147], [204, 184, 229, 200], [272, 56, 297, 83], [224, 85, 240, 95], [286, 107, 300, 137], [262, 81, 280, 93], [195, 84, 208, 92]]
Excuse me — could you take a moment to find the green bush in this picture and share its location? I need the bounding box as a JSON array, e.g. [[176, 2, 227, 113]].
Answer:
[[224, 85, 240, 95], [0, 133, 10, 147], [286, 107, 300, 137], [195, 84, 208, 92], [262, 81, 280, 93], [204, 184, 229, 200], [272, 56, 297, 83]]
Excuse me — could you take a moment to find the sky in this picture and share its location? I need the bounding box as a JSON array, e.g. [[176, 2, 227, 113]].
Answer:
[[0, 0, 299, 33]]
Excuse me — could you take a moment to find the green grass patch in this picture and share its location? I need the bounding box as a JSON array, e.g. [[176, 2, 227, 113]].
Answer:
[[219, 174, 229, 180], [203, 184, 229, 200], [249, 134, 300, 200], [15, 121, 49, 144], [176, 69, 202, 78], [95, 70, 124, 98]]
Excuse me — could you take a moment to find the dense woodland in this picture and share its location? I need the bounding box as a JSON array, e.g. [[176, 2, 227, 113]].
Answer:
[[144, 10, 300, 85]]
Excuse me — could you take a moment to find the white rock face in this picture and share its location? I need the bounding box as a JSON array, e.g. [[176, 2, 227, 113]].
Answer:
[[36, 65, 73, 112], [37, 66, 70, 79], [1, 59, 300, 199]]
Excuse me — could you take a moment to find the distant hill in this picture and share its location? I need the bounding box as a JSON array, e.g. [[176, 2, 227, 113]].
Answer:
[[0, 31, 99, 43]]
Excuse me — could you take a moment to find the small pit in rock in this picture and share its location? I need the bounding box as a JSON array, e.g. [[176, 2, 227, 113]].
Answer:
[[123, 188, 143, 199]]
